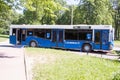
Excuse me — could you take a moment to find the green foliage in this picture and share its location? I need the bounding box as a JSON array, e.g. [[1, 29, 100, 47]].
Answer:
[[0, 34, 9, 42], [56, 6, 71, 25], [26, 48, 120, 80], [55, 0, 66, 6], [0, 0, 19, 34], [111, 50, 120, 55], [112, 71, 120, 80], [73, 0, 113, 25], [0, 0, 11, 29], [113, 0, 120, 40], [0, 28, 8, 34], [21, 0, 67, 24], [114, 40, 120, 47]]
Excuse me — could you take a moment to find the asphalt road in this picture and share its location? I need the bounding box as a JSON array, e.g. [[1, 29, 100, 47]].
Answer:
[[0, 41, 26, 80]]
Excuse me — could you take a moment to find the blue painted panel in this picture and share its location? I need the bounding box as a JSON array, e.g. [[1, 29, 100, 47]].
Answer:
[[25, 36, 51, 47], [21, 41, 26, 45], [64, 40, 80, 49], [64, 40, 93, 50], [25, 36, 94, 50], [58, 43, 64, 48], [94, 43, 109, 50], [10, 35, 16, 44], [93, 44, 100, 49]]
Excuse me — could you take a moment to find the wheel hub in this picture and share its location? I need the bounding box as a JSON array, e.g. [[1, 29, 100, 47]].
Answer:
[[31, 42, 36, 47]]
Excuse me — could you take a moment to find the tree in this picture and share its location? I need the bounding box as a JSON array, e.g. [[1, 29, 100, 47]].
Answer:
[[56, 6, 72, 25], [21, 0, 66, 24], [74, 0, 113, 25], [0, 0, 21, 34], [0, 0, 12, 33], [112, 0, 120, 39]]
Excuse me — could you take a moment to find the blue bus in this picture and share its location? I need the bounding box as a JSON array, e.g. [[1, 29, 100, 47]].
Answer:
[[10, 25, 114, 52]]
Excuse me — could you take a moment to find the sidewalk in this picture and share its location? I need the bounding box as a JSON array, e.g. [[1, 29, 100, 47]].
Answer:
[[0, 40, 26, 80]]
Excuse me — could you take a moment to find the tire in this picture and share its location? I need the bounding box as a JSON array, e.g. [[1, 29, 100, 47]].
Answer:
[[82, 44, 92, 52], [29, 41, 37, 47]]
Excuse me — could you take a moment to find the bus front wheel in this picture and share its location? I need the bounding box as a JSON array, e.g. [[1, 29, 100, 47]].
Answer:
[[29, 41, 37, 47], [82, 44, 92, 52]]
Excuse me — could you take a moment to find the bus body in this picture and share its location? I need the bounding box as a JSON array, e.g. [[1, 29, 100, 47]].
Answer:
[[9, 25, 114, 52]]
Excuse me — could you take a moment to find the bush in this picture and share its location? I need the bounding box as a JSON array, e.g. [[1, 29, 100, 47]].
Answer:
[[112, 71, 120, 80], [111, 50, 117, 54], [111, 50, 120, 56], [0, 28, 9, 35]]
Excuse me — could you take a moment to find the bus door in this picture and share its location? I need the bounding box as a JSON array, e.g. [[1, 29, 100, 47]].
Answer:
[[17, 29, 26, 45], [52, 30, 64, 47], [94, 30, 109, 50], [10, 28, 17, 44]]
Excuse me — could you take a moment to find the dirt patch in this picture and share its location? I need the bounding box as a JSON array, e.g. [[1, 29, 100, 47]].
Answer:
[[33, 54, 57, 64], [26, 54, 58, 80]]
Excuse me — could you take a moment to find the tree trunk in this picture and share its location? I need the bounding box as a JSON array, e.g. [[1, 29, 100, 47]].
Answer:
[[115, 14, 118, 40]]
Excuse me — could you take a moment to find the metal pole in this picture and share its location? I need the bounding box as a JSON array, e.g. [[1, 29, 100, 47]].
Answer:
[[87, 51, 89, 55], [71, 5, 73, 25]]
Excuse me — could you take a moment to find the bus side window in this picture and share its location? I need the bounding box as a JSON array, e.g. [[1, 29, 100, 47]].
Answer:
[[95, 31, 100, 43], [46, 30, 51, 39], [22, 30, 26, 41], [59, 31, 63, 42], [12, 29, 16, 36]]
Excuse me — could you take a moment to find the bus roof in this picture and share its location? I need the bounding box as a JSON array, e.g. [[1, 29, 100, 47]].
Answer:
[[10, 25, 112, 29]]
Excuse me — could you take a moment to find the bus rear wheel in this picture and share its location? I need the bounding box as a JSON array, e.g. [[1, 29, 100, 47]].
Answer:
[[82, 44, 92, 52], [29, 41, 37, 47]]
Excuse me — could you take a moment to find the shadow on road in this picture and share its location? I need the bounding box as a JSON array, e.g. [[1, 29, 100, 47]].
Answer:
[[66, 49, 109, 54], [91, 51, 108, 54], [0, 45, 24, 48], [0, 53, 16, 58], [0, 45, 14, 47]]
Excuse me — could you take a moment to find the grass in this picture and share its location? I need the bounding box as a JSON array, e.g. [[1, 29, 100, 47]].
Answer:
[[0, 34, 9, 42], [112, 40, 120, 55], [114, 40, 120, 47], [26, 48, 120, 80]]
